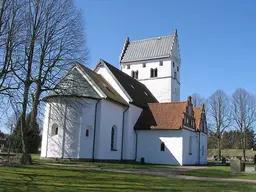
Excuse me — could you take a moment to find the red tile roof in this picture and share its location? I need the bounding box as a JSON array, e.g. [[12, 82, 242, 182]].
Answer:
[[135, 101, 187, 130], [134, 98, 205, 131]]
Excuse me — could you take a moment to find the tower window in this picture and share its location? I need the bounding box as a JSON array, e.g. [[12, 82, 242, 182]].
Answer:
[[131, 71, 138, 79], [159, 61, 163, 66], [174, 71, 177, 79], [127, 65, 130, 69], [177, 66, 179, 72], [173, 62, 175, 68], [150, 68, 158, 78], [160, 142, 165, 151], [142, 63, 146, 68]]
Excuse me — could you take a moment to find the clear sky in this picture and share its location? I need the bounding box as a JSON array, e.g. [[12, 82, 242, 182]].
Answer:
[[76, 0, 256, 100]]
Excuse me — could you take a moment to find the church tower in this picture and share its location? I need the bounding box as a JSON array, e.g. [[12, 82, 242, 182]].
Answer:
[[119, 29, 181, 103]]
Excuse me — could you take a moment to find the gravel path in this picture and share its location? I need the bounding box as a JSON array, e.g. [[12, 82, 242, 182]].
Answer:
[[39, 162, 256, 184]]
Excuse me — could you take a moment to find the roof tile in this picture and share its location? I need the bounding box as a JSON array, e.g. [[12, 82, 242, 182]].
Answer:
[[120, 35, 174, 63]]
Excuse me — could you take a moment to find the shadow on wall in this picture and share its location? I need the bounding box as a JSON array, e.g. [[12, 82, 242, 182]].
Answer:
[[137, 133, 181, 166], [46, 97, 90, 159]]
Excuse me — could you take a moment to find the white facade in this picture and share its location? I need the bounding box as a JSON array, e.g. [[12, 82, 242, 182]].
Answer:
[[41, 31, 208, 166], [136, 129, 207, 165]]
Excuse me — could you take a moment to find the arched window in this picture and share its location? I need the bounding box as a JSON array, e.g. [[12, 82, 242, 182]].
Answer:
[[202, 145, 204, 155], [85, 129, 89, 137], [160, 142, 165, 151], [111, 126, 117, 151], [52, 123, 58, 136], [174, 71, 177, 79], [189, 136, 192, 155]]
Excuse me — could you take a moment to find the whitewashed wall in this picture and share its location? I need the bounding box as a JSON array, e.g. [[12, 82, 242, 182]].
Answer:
[[136, 130, 183, 165], [121, 58, 180, 103], [182, 129, 199, 165], [40, 98, 98, 159], [40, 103, 51, 158], [122, 104, 143, 160], [94, 99, 126, 160], [199, 132, 208, 164]]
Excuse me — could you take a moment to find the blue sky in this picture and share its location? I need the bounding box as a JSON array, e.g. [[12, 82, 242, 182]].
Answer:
[[76, 0, 256, 100]]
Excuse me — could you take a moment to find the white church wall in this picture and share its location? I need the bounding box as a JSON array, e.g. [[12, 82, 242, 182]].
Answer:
[[75, 99, 98, 159], [43, 98, 66, 158], [199, 132, 208, 164], [121, 59, 180, 103], [182, 128, 199, 165], [122, 104, 143, 160], [94, 99, 126, 160], [95, 66, 130, 103], [41, 103, 51, 158], [41, 98, 99, 159], [136, 130, 183, 165]]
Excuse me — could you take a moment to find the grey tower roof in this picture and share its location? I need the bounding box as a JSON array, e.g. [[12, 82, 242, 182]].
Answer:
[[120, 32, 176, 63]]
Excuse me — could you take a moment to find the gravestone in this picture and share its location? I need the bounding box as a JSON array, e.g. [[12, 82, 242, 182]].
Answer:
[[230, 159, 242, 175]]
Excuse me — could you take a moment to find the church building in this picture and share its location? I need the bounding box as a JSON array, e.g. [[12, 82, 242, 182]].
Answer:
[[40, 30, 208, 165]]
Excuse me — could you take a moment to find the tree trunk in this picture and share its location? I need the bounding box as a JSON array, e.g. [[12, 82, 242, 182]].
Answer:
[[243, 127, 246, 161], [218, 137, 221, 161], [19, 82, 32, 165], [31, 85, 41, 133]]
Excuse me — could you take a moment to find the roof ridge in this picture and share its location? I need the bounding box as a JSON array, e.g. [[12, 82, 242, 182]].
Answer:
[[130, 35, 173, 43]]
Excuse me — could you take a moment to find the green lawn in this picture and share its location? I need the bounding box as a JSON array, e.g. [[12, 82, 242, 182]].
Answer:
[[32, 154, 176, 169], [181, 166, 256, 180], [0, 164, 256, 192]]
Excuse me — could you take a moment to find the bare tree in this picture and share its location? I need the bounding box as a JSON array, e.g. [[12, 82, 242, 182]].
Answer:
[[208, 90, 231, 161], [5, 0, 88, 164], [232, 88, 256, 161], [191, 93, 205, 108], [0, 0, 22, 95]]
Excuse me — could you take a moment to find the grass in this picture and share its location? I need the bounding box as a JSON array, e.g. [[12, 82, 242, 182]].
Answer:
[[181, 166, 256, 180], [0, 164, 256, 192], [32, 154, 177, 169]]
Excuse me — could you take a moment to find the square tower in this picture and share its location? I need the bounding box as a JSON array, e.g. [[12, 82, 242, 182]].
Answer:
[[119, 29, 181, 103]]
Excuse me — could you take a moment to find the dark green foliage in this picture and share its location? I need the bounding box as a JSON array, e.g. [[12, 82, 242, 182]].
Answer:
[[9, 112, 41, 153], [208, 129, 256, 149]]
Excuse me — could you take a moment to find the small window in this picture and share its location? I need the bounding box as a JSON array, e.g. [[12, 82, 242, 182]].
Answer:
[[135, 71, 138, 79], [173, 62, 175, 68], [177, 66, 179, 72], [52, 123, 58, 136], [150, 68, 158, 78], [86, 129, 89, 137], [174, 71, 177, 79], [189, 136, 192, 155], [142, 63, 146, 68], [131, 71, 138, 79], [55, 127, 58, 135], [127, 65, 130, 69], [144, 92, 148, 96], [202, 146, 204, 155], [159, 61, 163, 66], [111, 126, 117, 151], [160, 142, 165, 151], [131, 71, 135, 78], [130, 85, 135, 89]]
